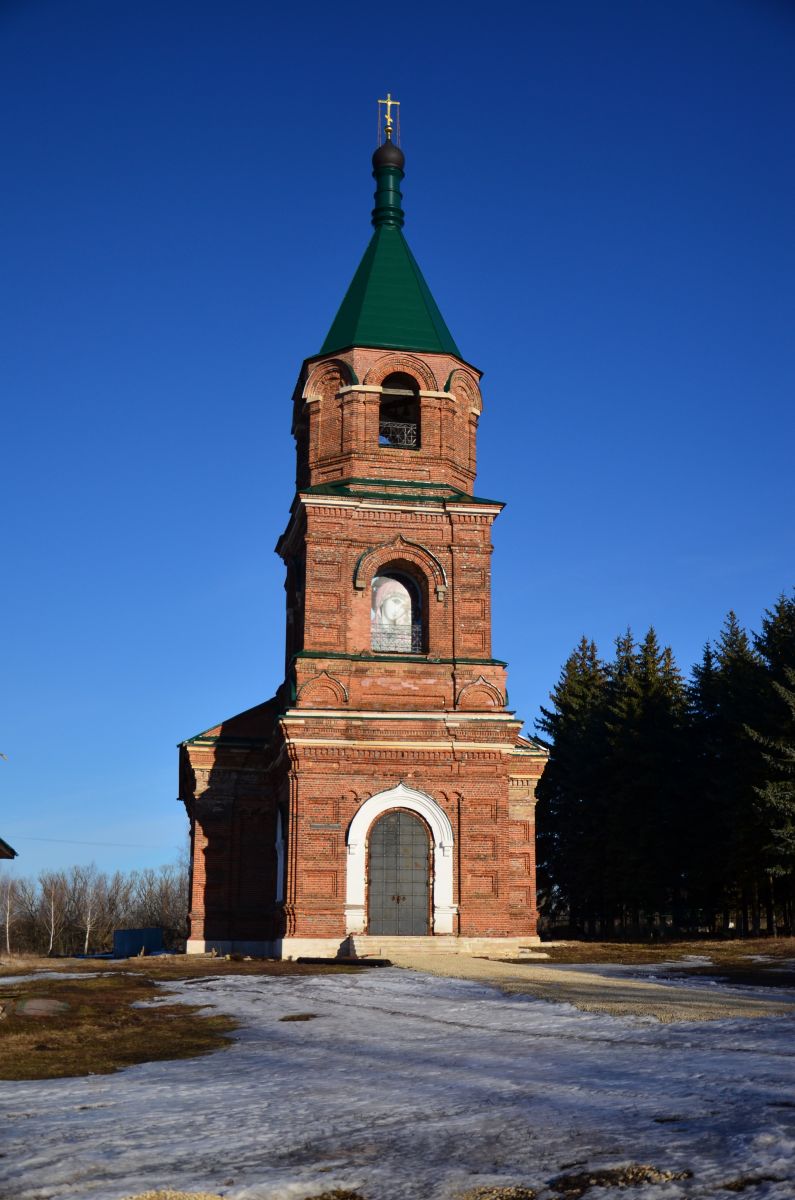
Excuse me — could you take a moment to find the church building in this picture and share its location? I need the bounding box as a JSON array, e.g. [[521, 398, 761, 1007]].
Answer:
[[179, 104, 547, 957]]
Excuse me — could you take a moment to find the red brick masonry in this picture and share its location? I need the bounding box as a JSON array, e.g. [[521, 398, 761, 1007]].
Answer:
[[180, 346, 547, 954]]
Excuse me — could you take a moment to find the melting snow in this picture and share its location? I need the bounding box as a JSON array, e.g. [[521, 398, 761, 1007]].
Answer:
[[1, 969, 794, 1199]]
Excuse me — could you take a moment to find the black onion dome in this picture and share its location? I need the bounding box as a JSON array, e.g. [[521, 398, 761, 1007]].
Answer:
[[372, 140, 405, 171]]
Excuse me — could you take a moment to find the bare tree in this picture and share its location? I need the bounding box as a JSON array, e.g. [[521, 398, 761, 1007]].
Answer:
[[39, 870, 68, 955], [65, 865, 100, 955], [0, 856, 188, 955], [2, 875, 17, 956], [13, 877, 40, 950]]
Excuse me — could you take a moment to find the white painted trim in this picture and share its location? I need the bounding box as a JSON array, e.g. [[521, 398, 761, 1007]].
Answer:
[[287, 739, 516, 753], [335, 385, 454, 399], [282, 709, 516, 722], [345, 783, 457, 935], [299, 496, 500, 517]]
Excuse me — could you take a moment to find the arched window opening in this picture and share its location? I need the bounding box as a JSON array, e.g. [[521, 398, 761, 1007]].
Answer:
[[379, 372, 420, 449], [371, 571, 424, 653]]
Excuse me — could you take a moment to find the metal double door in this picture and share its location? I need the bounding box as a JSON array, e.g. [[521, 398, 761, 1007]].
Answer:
[[368, 810, 430, 935]]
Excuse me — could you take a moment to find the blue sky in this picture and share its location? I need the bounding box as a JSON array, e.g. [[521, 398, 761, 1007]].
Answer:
[[2, 0, 794, 878]]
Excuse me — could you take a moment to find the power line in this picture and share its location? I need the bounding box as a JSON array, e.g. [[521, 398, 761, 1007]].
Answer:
[[7, 836, 178, 849]]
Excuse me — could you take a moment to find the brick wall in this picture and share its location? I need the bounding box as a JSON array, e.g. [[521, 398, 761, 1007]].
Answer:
[[180, 345, 547, 948]]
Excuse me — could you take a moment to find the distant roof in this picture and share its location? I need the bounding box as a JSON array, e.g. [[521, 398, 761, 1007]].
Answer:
[[319, 139, 461, 359], [0, 836, 17, 859]]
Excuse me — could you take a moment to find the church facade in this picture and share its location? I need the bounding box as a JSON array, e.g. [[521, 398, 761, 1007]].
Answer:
[[179, 123, 547, 957]]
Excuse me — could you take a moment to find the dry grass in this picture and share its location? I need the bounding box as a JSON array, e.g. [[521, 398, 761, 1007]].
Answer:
[[458, 1188, 537, 1199], [0, 972, 236, 1080], [542, 936, 795, 984], [0, 953, 366, 982], [121, 1193, 225, 1200], [720, 1176, 785, 1193], [303, 1192, 367, 1200], [0, 955, 362, 1081], [549, 1164, 691, 1197]]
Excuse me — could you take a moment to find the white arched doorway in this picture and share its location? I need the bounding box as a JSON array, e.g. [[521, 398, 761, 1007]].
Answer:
[[345, 783, 457, 935]]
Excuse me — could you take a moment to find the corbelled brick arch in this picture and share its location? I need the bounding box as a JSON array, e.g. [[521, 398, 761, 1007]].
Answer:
[[456, 675, 505, 710], [344, 783, 456, 935], [363, 352, 439, 392], [296, 670, 349, 708], [353, 534, 448, 598], [302, 358, 356, 401], [445, 367, 483, 414]]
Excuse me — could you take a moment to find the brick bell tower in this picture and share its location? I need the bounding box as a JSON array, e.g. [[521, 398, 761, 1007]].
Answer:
[[179, 105, 547, 956]]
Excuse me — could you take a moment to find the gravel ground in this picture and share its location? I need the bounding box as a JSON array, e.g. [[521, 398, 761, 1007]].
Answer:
[[382, 950, 795, 1021]]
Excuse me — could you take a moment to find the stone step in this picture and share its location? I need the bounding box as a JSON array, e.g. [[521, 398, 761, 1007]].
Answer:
[[346, 935, 548, 960]]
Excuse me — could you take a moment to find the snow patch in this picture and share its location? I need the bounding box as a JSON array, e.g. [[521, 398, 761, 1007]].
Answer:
[[0, 969, 793, 1199]]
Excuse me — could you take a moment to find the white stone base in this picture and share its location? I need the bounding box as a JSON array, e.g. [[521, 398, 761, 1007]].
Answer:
[[186, 934, 544, 960], [279, 937, 354, 959], [186, 938, 279, 957]]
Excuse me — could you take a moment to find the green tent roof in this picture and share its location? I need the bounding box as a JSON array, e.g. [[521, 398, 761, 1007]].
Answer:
[[319, 141, 461, 359]]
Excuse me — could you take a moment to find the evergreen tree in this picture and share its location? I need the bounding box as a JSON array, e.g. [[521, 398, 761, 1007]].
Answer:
[[536, 637, 608, 933], [536, 591, 793, 939], [603, 628, 687, 932], [712, 611, 766, 933], [751, 593, 795, 932], [602, 629, 644, 927], [686, 641, 727, 924]]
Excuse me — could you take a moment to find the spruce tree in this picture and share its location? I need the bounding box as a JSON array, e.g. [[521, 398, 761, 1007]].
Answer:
[[751, 593, 795, 933], [603, 628, 687, 933], [536, 637, 608, 934], [686, 642, 727, 926], [712, 611, 766, 934], [603, 629, 644, 928]]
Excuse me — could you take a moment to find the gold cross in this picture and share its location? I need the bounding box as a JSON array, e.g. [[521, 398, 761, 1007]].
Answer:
[[378, 92, 400, 141]]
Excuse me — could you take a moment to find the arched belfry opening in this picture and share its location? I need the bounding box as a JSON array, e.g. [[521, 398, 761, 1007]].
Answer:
[[371, 569, 424, 653], [379, 372, 420, 449]]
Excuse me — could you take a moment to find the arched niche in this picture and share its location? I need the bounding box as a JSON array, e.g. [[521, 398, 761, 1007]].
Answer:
[[456, 676, 505, 710], [302, 359, 354, 401], [296, 671, 348, 708], [444, 368, 483, 415]]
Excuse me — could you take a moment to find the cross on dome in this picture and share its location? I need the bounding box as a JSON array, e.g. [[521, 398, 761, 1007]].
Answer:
[[378, 92, 400, 143]]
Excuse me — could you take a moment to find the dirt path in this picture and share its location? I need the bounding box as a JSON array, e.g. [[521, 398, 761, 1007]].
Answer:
[[385, 951, 795, 1022]]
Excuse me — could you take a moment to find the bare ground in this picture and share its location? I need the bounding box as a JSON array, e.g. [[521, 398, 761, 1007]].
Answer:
[[383, 947, 795, 1022]]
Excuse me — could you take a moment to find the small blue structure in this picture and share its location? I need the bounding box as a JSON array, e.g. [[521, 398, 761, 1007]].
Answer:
[[113, 927, 163, 958]]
